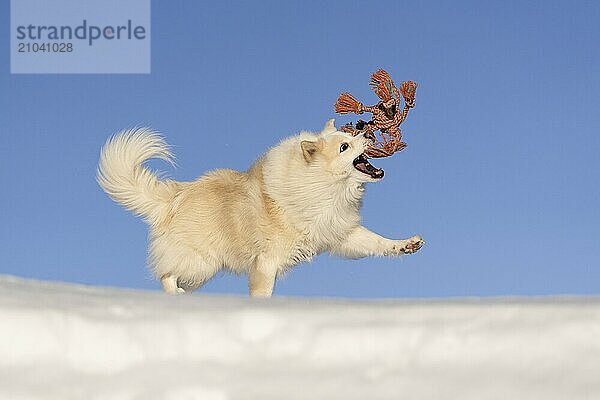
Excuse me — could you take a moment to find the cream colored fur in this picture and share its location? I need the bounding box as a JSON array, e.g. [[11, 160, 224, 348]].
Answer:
[[97, 120, 424, 297]]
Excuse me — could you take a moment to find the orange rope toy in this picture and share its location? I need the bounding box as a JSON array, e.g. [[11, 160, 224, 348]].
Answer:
[[335, 69, 417, 158]]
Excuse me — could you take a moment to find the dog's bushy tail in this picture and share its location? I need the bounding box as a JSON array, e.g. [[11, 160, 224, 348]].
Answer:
[[97, 128, 177, 226]]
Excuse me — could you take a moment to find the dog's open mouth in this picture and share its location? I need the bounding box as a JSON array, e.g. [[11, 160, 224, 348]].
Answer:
[[353, 154, 384, 179]]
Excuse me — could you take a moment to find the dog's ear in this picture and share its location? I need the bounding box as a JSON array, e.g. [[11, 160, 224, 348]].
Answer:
[[321, 119, 337, 135], [301, 140, 321, 162]]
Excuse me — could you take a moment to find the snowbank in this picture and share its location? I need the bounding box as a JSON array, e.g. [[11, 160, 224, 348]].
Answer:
[[1, 275, 599, 400]]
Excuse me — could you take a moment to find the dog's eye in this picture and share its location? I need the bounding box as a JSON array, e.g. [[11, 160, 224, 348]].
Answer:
[[339, 143, 349, 153]]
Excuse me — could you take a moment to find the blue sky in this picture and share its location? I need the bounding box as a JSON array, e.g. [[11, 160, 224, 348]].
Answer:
[[1, 0, 599, 298]]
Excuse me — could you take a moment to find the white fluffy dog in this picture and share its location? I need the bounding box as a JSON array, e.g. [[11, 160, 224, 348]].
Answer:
[[97, 120, 424, 297]]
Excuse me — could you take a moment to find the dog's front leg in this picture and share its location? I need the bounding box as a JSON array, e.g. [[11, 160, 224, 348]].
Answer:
[[331, 226, 424, 259], [248, 255, 279, 298]]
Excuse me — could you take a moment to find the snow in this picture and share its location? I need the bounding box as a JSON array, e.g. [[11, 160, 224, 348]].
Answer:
[[1, 275, 599, 400]]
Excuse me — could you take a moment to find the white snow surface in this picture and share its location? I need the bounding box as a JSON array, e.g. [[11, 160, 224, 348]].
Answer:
[[1, 275, 599, 400]]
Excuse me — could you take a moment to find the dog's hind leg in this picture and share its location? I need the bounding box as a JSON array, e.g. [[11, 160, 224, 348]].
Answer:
[[160, 274, 185, 294]]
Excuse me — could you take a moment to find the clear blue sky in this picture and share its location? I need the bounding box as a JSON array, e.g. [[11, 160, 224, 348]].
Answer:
[[1, 1, 599, 298]]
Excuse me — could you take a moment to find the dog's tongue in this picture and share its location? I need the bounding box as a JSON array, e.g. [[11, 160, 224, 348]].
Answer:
[[354, 155, 384, 179]]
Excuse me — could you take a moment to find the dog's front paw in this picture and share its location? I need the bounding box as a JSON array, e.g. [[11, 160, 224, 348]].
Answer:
[[387, 236, 425, 256], [403, 235, 425, 254]]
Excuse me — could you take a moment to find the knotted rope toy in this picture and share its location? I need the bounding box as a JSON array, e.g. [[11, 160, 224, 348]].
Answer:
[[335, 69, 418, 158]]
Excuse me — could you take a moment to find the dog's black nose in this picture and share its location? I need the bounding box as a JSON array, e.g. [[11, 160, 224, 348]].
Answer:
[[363, 130, 376, 141]]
